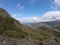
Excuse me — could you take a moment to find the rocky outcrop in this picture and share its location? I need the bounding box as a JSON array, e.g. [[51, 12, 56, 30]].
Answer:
[[0, 35, 38, 45], [0, 35, 60, 45], [43, 36, 60, 45]]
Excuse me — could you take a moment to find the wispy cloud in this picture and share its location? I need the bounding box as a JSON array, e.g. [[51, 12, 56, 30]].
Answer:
[[29, 0, 38, 6], [13, 14, 17, 18], [12, 13, 22, 21], [17, 3, 24, 10], [51, 0, 60, 10]]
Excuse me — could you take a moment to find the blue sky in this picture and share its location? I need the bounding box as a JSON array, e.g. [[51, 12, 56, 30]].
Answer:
[[0, 0, 60, 23]]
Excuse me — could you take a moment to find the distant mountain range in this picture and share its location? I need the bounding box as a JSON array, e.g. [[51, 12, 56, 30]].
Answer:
[[25, 20, 60, 29]]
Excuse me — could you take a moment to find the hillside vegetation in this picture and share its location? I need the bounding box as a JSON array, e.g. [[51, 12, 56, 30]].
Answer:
[[0, 7, 60, 45]]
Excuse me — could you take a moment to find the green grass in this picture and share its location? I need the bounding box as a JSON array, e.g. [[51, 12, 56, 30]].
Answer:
[[5, 30, 28, 39], [0, 8, 54, 41]]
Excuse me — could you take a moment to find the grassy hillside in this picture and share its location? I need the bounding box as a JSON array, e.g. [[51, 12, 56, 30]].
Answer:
[[0, 8, 29, 38], [27, 21, 60, 41], [0, 7, 60, 45], [0, 7, 52, 39]]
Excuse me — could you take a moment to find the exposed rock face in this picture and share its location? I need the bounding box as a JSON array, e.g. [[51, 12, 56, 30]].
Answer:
[[0, 35, 60, 45], [0, 35, 38, 45], [43, 36, 60, 45]]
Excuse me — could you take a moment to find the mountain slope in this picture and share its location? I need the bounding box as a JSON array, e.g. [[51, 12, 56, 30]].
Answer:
[[0, 7, 60, 45], [28, 21, 60, 31], [0, 8, 30, 39], [25, 20, 60, 43]]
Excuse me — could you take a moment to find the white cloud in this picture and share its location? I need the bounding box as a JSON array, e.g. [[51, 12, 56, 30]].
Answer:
[[13, 14, 17, 17], [51, 0, 60, 10], [17, 3, 24, 10], [42, 11, 60, 21], [12, 11, 60, 23], [12, 14, 22, 21], [54, 0, 60, 6], [19, 11, 60, 23], [19, 16, 44, 23]]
